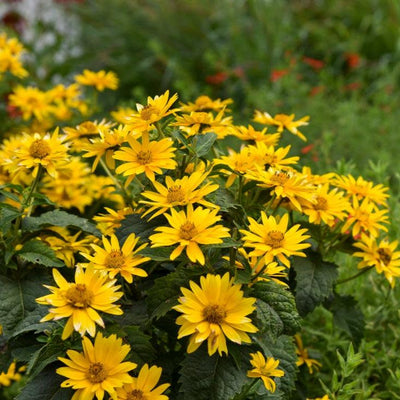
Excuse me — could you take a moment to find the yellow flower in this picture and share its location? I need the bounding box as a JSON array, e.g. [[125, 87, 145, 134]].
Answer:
[[0, 361, 25, 387], [36, 266, 123, 339], [178, 95, 233, 113], [247, 352, 284, 392], [240, 212, 311, 267], [233, 125, 281, 145], [295, 334, 322, 374], [140, 170, 219, 219], [307, 396, 330, 400], [247, 143, 299, 170], [149, 204, 230, 265], [57, 332, 136, 400], [111, 106, 136, 124], [83, 233, 149, 283], [94, 206, 134, 235], [173, 273, 258, 356], [124, 90, 178, 131], [253, 110, 309, 141], [353, 234, 400, 287], [116, 364, 170, 400], [0, 33, 28, 79], [114, 132, 177, 182], [75, 69, 119, 91]]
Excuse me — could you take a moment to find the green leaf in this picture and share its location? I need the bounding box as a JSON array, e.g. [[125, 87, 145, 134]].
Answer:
[[179, 344, 249, 400], [124, 326, 156, 365], [293, 251, 338, 316], [139, 247, 174, 262], [0, 271, 50, 337], [193, 132, 218, 157], [207, 188, 240, 212], [116, 213, 166, 242], [22, 210, 101, 237], [251, 281, 301, 337], [17, 240, 64, 268], [0, 205, 22, 233]]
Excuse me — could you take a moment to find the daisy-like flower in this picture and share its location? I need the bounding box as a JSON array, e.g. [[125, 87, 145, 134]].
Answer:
[[149, 204, 230, 265], [247, 143, 299, 170], [353, 234, 400, 287], [111, 106, 136, 124], [57, 332, 136, 400], [173, 273, 258, 356], [124, 90, 178, 132], [294, 334, 322, 374], [240, 212, 311, 267], [341, 197, 388, 238], [233, 125, 281, 145], [94, 206, 134, 235], [114, 132, 177, 182], [247, 352, 284, 392], [16, 128, 70, 178], [253, 110, 309, 141], [0, 33, 28, 79], [83, 233, 149, 283], [75, 69, 119, 91], [178, 95, 233, 113], [0, 361, 26, 387], [36, 266, 123, 339], [116, 364, 170, 400], [301, 184, 351, 226], [140, 170, 219, 219]]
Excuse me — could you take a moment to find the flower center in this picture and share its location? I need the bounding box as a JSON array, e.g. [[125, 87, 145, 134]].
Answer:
[[167, 185, 185, 203], [136, 150, 152, 165], [29, 139, 51, 159], [265, 230, 284, 248], [86, 362, 107, 384], [377, 247, 392, 265], [315, 196, 328, 210], [203, 304, 227, 324], [105, 250, 125, 269], [65, 284, 93, 308], [179, 221, 197, 240], [270, 171, 290, 185], [140, 104, 158, 120], [127, 389, 146, 400]]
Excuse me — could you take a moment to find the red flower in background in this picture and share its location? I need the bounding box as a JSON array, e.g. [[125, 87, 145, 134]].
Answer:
[[309, 85, 325, 97], [302, 56, 325, 70], [345, 52, 361, 69], [301, 144, 315, 154], [270, 68, 289, 82], [344, 82, 361, 91], [205, 71, 228, 85], [2, 11, 25, 33]]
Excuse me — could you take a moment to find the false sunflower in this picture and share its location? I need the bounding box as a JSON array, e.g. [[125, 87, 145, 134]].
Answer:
[[57, 333, 136, 400], [295, 334, 322, 374], [149, 204, 230, 265], [75, 69, 118, 91], [173, 273, 258, 356], [36, 266, 123, 339], [233, 125, 281, 145], [178, 95, 232, 112]]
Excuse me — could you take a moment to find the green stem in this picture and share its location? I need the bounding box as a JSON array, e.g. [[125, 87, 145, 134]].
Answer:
[[336, 266, 374, 285], [155, 122, 166, 138], [234, 379, 259, 400]]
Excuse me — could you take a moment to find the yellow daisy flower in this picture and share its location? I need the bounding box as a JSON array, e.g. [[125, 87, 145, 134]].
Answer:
[[149, 204, 230, 265], [114, 132, 177, 182], [178, 95, 233, 113], [240, 212, 311, 267], [75, 69, 119, 91], [0, 33, 28, 79], [253, 110, 309, 141], [124, 90, 178, 132], [94, 206, 134, 235], [247, 143, 299, 170], [140, 170, 219, 219], [233, 125, 281, 145], [57, 332, 136, 400], [247, 352, 284, 392], [173, 273, 258, 356], [83, 233, 149, 283], [0, 361, 25, 387], [36, 266, 123, 339], [116, 364, 170, 400], [110, 106, 136, 124], [295, 334, 322, 374]]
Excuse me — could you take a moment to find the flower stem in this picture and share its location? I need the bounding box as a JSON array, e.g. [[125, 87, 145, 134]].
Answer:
[[336, 266, 374, 285], [234, 379, 260, 400]]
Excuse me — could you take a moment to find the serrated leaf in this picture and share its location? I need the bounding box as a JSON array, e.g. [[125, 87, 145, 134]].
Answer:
[[193, 132, 218, 157], [17, 240, 64, 268], [124, 326, 156, 365], [116, 213, 166, 242], [0, 206, 22, 233], [293, 251, 338, 316], [179, 344, 249, 400], [22, 210, 100, 237], [139, 247, 174, 262], [252, 281, 301, 337], [208, 188, 240, 212]]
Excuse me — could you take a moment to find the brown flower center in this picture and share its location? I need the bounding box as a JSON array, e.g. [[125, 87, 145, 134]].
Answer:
[[140, 105, 158, 121], [105, 250, 125, 269], [265, 230, 284, 248], [315, 196, 328, 210], [179, 221, 197, 240], [29, 139, 51, 159], [127, 389, 146, 400], [270, 171, 290, 185], [86, 362, 107, 384], [377, 247, 392, 265], [203, 304, 227, 324], [65, 284, 93, 308], [136, 150, 152, 165], [167, 185, 185, 203]]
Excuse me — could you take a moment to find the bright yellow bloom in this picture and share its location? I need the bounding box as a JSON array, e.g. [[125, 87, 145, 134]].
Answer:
[[233, 125, 281, 145], [0, 361, 25, 387], [124, 90, 178, 131], [301, 166, 336, 186], [36, 266, 123, 339], [0, 33, 28, 79], [94, 206, 134, 235], [116, 364, 170, 400], [149, 204, 230, 265], [114, 132, 177, 182], [57, 332, 136, 400], [240, 212, 311, 267], [247, 143, 299, 170], [140, 170, 219, 219], [247, 352, 284, 392], [253, 110, 309, 141], [75, 69, 118, 91], [179, 95, 233, 112], [295, 334, 322, 374], [173, 273, 258, 356], [307, 396, 330, 400], [353, 234, 400, 287], [83, 233, 149, 283]]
